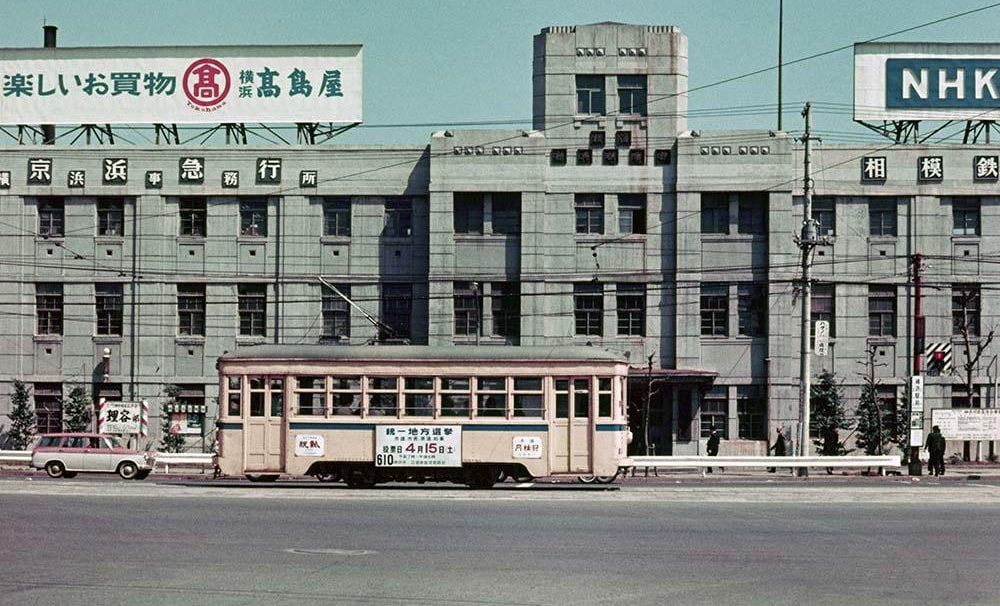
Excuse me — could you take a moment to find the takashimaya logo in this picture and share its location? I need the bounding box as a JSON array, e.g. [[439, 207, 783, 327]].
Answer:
[[182, 58, 231, 111]]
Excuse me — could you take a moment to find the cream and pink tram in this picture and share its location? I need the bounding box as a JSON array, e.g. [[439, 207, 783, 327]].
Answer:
[[215, 345, 632, 487]]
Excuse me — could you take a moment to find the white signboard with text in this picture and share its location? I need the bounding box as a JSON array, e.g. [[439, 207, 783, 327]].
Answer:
[[0, 45, 362, 124], [932, 408, 1000, 441], [512, 436, 543, 459], [99, 400, 141, 434], [909, 376, 924, 446], [294, 434, 325, 457], [375, 425, 461, 467]]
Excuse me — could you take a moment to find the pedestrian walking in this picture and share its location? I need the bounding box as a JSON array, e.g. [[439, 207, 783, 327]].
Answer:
[[706, 427, 721, 474], [925, 425, 946, 476], [767, 425, 787, 473]]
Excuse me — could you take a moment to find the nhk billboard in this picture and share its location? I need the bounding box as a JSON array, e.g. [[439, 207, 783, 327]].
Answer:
[[0, 45, 362, 124], [854, 42, 1000, 122]]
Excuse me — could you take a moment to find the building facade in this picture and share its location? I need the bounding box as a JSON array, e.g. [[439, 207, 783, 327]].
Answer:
[[1, 23, 997, 460]]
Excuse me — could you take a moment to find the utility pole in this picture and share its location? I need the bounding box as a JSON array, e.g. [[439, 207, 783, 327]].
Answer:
[[909, 254, 925, 475], [796, 102, 818, 477]]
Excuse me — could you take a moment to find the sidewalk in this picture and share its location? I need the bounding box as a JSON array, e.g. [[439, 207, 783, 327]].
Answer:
[[622, 462, 1000, 482]]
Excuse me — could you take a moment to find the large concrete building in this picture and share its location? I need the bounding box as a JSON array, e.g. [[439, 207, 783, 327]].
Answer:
[[1, 23, 997, 460]]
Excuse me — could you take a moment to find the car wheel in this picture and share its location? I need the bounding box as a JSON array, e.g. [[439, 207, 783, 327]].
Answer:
[[117, 461, 140, 480], [45, 461, 65, 478]]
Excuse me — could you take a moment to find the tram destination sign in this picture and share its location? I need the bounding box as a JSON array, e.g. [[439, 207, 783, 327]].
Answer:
[[375, 425, 462, 467], [854, 42, 1000, 122], [0, 45, 362, 125]]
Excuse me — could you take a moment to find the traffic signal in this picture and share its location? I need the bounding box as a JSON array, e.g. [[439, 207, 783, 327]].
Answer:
[[924, 344, 952, 376]]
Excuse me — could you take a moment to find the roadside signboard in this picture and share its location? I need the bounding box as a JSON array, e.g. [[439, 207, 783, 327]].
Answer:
[[99, 400, 142, 434], [814, 320, 830, 356], [931, 408, 1000, 441], [375, 425, 461, 467], [909, 376, 924, 446]]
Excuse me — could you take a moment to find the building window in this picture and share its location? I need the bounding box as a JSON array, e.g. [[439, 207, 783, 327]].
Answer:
[[177, 283, 206, 336], [179, 197, 207, 237], [737, 386, 766, 440], [454, 282, 482, 337], [38, 197, 64, 237], [574, 283, 603, 336], [868, 285, 896, 337], [319, 286, 350, 341], [453, 193, 484, 234], [953, 198, 981, 236], [618, 194, 646, 234], [813, 197, 835, 237], [97, 197, 125, 237], [492, 282, 520, 342], [616, 283, 645, 336], [737, 283, 766, 337], [240, 199, 267, 237], [877, 386, 899, 438], [34, 383, 62, 434], [869, 198, 897, 237], [617, 75, 647, 116], [36, 283, 63, 336], [738, 193, 768, 235], [95, 283, 123, 336], [701, 193, 729, 234], [811, 283, 835, 337], [701, 283, 728, 336], [323, 197, 351, 236], [952, 385, 981, 408], [575, 194, 604, 234], [701, 386, 727, 438], [380, 283, 412, 341], [384, 198, 413, 237], [576, 75, 605, 115], [491, 193, 521, 235], [238, 284, 267, 336], [952, 284, 981, 337]]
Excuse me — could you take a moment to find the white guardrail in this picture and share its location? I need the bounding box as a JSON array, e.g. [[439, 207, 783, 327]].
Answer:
[[0, 450, 214, 472], [629, 455, 901, 469]]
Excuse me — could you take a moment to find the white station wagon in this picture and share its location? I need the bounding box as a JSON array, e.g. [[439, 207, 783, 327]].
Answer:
[[31, 433, 156, 480]]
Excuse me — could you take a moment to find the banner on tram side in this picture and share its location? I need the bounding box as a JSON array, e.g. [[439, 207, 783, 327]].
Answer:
[[0, 45, 363, 124], [375, 425, 461, 467]]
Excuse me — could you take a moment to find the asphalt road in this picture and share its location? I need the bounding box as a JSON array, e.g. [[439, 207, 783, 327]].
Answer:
[[2, 476, 999, 606]]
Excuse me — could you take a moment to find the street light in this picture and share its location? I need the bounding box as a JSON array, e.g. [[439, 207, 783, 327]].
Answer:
[[102, 347, 111, 381]]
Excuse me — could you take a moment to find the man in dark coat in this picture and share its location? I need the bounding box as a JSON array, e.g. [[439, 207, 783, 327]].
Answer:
[[926, 425, 947, 476], [706, 427, 721, 473], [768, 425, 787, 472]]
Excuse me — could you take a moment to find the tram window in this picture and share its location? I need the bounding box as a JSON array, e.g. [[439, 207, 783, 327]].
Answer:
[[441, 378, 471, 417], [227, 392, 241, 416], [368, 393, 398, 416], [297, 393, 324, 416], [250, 377, 266, 390], [296, 376, 323, 389], [513, 378, 543, 418], [574, 379, 590, 418], [250, 392, 265, 417], [271, 395, 284, 417], [598, 378, 612, 417], [331, 376, 362, 415], [478, 377, 504, 391], [477, 394, 505, 417], [555, 379, 569, 418], [405, 394, 434, 416], [405, 377, 434, 390], [332, 376, 361, 390]]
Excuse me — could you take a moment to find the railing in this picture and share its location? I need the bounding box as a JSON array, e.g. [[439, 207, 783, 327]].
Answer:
[[629, 455, 901, 469], [0, 449, 214, 473]]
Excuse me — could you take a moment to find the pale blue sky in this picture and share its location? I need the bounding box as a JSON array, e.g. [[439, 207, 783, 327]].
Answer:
[[4, 0, 1000, 144]]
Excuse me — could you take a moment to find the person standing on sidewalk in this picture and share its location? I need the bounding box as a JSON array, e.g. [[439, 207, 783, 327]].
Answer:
[[706, 427, 721, 474], [768, 426, 787, 473], [926, 425, 946, 476]]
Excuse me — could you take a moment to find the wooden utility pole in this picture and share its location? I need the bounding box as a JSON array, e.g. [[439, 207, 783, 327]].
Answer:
[[796, 103, 818, 477]]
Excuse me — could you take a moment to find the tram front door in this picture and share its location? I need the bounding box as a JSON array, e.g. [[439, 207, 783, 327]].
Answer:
[[551, 379, 592, 474], [244, 377, 286, 472]]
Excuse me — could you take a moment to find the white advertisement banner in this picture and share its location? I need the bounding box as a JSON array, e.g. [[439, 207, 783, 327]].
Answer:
[[512, 436, 542, 459], [294, 434, 325, 457], [99, 400, 141, 434], [931, 408, 1000, 441], [0, 45, 362, 124], [855, 42, 1000, 122], [375, 425, 461, 467]]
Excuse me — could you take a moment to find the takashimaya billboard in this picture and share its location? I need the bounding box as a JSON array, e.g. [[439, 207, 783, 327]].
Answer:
[[854, 42, 1000, 122], [0, 45, 362, 125]]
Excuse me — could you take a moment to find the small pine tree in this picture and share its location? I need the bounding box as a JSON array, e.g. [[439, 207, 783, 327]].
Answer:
[[810, 370, 853, 456], [7, 380, 35, 449], [158, 384, 186, 453], [855, 381, 892, 456], [62, 386, 93, 432]]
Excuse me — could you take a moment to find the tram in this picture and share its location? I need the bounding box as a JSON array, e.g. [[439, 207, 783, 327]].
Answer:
[[214, 345, 632, 487]]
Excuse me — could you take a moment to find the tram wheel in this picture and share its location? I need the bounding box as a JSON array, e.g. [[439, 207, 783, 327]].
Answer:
[[593, 474, 619, 484], [246, 474, 279, 483], [577, 475, 597, 484], [466, 466, 498, 489]]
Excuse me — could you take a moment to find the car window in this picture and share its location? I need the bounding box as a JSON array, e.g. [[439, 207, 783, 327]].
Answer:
[[101, 437, 121, 449], [39, 436, 62, 447], [66, 437, 87, 448]]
